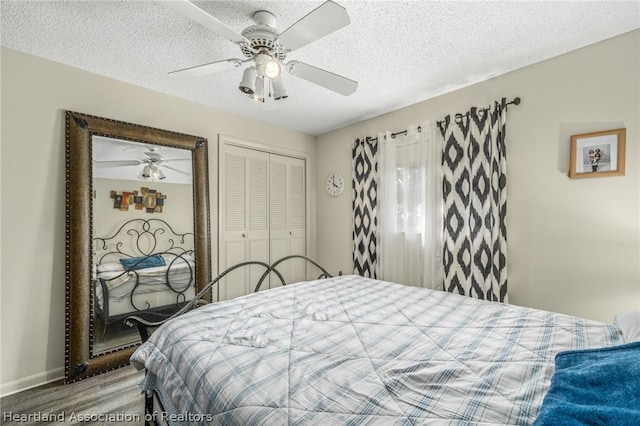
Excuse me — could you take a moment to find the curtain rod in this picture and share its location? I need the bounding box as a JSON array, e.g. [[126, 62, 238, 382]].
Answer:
[[436, 96, 521, 129], [356, 97, 521, 145], [362, 125, 422, 144]]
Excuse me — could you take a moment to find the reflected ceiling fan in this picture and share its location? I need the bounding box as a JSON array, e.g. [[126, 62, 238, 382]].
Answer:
[[94, 147, 191, 181], [162, 0, 358, 102]]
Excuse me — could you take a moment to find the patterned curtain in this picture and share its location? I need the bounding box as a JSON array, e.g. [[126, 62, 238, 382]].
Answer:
[[352, 137, 378, 277], [439, 100, 508, 302]]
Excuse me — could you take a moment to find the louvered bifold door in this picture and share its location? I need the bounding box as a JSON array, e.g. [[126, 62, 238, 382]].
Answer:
[[269, 154, 306, 287], [219, 145, 269, 300]]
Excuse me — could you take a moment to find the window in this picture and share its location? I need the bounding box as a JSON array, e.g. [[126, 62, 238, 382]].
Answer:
[[395, 143, 426, 234]]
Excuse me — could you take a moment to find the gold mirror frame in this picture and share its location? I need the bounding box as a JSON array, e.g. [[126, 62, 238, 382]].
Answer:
[[64, 111, 211, 383]]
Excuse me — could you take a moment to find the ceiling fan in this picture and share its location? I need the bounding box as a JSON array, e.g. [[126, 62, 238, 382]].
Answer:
[[94, 147, 191, 181], [161, 0, 358, 102]]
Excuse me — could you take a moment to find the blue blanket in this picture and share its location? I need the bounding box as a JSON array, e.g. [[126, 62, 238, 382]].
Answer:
[[534, 341, 640, 425]]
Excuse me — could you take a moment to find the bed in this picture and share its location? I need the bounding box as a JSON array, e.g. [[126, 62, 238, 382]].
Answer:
[[94, 218, 196, 341], [129, 260, 640, 425]]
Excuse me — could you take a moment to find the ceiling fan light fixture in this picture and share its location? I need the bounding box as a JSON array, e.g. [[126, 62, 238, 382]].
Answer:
[[141, 165, 152, 179], [272, 77, 288, 100], [264, 59, 282, 80], [255, 53, 281, 80], [251, 76, 265, 102], [156, 168, 166, 181], [239, 67, 257, 94], [145, 164, 166, 181]]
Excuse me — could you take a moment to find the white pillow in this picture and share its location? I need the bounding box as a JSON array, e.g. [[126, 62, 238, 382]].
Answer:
[[162, 253, 194, 264], [96, 262, 124, 273], [614, 311, 640, 342]]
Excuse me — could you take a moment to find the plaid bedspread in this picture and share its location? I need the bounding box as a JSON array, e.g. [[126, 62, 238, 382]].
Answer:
[[130, 275, 623, 425]]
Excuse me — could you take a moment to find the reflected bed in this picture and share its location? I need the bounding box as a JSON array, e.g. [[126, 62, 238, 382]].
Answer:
[[94, 218, 195, 344]]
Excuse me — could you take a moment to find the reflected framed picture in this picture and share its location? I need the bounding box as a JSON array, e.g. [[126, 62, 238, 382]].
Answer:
[[569, 128, 626, 179]]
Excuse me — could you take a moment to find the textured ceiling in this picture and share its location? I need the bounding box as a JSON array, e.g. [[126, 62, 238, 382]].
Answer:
[[2, 1, 639, 136]]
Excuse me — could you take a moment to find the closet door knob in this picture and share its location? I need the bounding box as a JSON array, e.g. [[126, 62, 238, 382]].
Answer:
[[242, 233, 247, 238], [289, 231, 293, 235]]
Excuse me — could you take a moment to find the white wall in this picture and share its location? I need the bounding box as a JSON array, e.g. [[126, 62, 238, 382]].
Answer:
[[316, 30, 640, 323], [0, 47, 316, 395]]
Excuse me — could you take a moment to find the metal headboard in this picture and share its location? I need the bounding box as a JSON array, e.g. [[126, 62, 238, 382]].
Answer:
[[125, 255, 334, 342], [94, 218, 194, 265]]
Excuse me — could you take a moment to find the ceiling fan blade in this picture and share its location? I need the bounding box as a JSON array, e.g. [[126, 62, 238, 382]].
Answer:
[[168, 58, 244, 77], [286, 61, 357, 96], [277, 1, 350, 52], [159, 0, 249, 45], [94, 160, 143, 168], [162, 164, 191, 176], [162, 158, 192, 162]]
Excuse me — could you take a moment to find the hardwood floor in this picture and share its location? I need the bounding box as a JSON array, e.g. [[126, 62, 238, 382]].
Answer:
[[1, 366, 145, 425]]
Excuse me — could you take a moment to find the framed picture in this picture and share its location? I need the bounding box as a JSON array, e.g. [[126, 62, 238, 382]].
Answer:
[[569, 128, 626, 179]]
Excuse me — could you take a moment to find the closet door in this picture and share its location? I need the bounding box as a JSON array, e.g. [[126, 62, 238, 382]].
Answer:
[[269, 154, 306, 286], [219, 145, 270, 300]]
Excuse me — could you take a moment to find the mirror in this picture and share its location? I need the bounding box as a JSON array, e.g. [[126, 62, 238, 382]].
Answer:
[[65, 111, 211, 383], [92, 137, 196, 354]]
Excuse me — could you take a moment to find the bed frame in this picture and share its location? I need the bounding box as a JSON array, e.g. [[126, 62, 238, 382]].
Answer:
[[125, 254, 333, 341], [125, 255, 334, 425], [94, 218, 195, 341]]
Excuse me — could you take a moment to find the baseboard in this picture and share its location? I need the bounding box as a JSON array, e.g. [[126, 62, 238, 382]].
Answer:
[[0, 367, 64, 398]]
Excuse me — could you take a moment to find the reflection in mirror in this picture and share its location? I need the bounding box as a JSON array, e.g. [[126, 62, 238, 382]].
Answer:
[[92, 138, 195, 355], [65, 111, 210, 383]]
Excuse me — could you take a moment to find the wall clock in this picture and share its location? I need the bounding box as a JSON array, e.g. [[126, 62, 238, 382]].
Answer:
[[326, 173, 345, 196]]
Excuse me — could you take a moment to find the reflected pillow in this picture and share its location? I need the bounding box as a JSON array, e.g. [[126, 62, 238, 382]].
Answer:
[[96, 262, 124, 273], [120, 254, 165, 271], [161, 253, 194, 265]]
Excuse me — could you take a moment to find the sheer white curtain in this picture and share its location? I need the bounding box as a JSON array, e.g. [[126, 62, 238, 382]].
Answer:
[[377, 122, 443, 289]]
